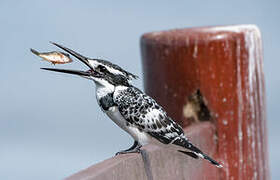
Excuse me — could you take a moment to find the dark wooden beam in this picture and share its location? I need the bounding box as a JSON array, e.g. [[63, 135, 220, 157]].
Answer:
[[65, 122, 218, 180]]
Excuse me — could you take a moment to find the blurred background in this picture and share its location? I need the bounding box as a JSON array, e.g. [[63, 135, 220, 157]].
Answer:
[[0, 0, 279, 179]]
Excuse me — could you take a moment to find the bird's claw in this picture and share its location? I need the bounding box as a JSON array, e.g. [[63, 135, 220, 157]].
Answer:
[[115, 148, 142, 156], [115, 141, 142, 156]]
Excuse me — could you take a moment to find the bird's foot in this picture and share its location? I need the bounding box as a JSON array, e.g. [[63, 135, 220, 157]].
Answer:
[[115, 147, 142, 155], [115, 141, 142, 156]]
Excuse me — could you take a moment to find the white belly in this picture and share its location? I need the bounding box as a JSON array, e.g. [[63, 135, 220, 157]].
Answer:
[[106, 106, 151, 145], [106, 106, 127, 129]]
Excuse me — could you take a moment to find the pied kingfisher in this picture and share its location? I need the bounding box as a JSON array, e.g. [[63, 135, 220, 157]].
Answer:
[[41, 42, 222, 168]]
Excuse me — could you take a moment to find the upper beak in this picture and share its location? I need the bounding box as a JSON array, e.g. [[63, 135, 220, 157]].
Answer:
[[50, 42, 93, 70], [41, 42, 97, 77]]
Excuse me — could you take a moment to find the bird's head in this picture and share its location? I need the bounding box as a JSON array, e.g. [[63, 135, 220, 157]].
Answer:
[[41, 42, 138, 87]]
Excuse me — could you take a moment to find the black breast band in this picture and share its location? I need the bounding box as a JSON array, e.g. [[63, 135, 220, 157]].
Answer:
[[99, 93, 116, 111]]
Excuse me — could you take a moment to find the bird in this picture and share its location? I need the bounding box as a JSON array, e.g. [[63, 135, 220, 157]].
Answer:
[[40, 42, 222, 168]]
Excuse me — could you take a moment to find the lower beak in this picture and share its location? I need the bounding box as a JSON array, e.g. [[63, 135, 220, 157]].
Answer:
[[41, 68, 91, 77]]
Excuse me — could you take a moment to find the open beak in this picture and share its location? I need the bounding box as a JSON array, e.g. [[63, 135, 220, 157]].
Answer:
[[50, 42, 93, 70], [41, 42, 98, 78]]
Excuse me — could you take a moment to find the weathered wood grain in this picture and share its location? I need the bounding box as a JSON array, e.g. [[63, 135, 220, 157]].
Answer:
[[65, 122, 218, 180]]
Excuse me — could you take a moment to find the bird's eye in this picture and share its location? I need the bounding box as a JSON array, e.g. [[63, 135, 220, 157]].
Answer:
[[97, 65, 107, 72]]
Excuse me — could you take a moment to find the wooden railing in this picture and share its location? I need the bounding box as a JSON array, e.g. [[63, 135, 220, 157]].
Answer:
[[66, 25, 269, 180]]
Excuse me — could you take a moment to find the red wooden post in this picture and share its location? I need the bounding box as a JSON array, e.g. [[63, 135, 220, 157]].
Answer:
[[141, 25, 269, 179]]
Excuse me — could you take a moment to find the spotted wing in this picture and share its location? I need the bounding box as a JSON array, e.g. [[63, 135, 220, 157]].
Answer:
[[114, 87, 185, 144], [114, 87, 223, 167]]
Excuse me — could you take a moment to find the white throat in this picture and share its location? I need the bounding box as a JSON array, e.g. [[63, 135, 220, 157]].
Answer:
[[94, 80, 115, 100]]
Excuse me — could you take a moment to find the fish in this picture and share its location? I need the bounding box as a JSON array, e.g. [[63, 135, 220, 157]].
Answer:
[[30, 48, 73, 65]]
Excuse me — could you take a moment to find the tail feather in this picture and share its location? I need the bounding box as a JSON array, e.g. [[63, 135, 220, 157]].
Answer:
[[173, 138, 223, 168], [178, 150, 199, 159], [202, 154, 223, 168], [30, 48, 40, 56]]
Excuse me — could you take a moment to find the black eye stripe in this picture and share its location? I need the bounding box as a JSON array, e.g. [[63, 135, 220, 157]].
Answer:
[[97, 65, 107, 72]]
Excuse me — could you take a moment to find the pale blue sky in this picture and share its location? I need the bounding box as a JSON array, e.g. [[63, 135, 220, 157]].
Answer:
[[0, 0, 279, 179]]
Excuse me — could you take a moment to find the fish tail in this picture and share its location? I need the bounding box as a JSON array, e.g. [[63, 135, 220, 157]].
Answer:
[[30, 48, 40, 56]]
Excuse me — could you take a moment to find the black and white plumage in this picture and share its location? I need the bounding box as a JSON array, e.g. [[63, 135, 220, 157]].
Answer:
[[113, 86, 221, 167], [40, 42, 222, 168], [114, 86, 183, 145]]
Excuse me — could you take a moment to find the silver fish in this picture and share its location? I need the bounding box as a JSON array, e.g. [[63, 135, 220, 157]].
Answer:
[[30, 48, 73, 65]]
